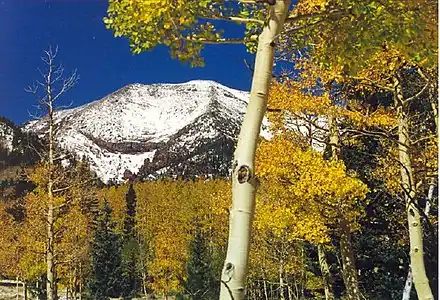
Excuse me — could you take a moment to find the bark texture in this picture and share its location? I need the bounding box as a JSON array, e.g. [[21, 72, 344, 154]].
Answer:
[[394, 75, 433, 300], [46, 77, 56, 300], [318, 245, 335, 300], [339, 219, 361, 300], [219, 1, 290, 299], [328, 113, 361, 300], [402, 184, 434, 300]]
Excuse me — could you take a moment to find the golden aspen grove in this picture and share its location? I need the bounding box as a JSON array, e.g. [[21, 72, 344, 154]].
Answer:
[[0, 0, 437, 300]]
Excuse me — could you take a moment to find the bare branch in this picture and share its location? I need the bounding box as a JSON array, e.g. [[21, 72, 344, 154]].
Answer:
[[25, 83, 39, 94], [55, 100, 74, 110], [201, 15, 264, 25], [27, 47, 79, 114], [402, 81, 430, 104], [279, 17, 326, 37], [52, 69, 79, 102], [52, 186, 72, 194], [350, 76, 394, 92], [285, 9, 346, 24], [183, 36, 255, 44], [410, 134, 437, 145], [53, 153, 73, 162], [342, 128, 395, 141]]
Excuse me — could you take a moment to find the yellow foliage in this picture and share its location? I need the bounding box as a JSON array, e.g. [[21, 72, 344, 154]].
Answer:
[[130, 178, 230, 294], [256, 135, 369, 237], [268, 79, 397, 133]]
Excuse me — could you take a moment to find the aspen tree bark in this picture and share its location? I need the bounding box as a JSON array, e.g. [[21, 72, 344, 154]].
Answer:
[[46, 66, 56, 300], [402, 184, 434, 300], [263, 277, 269, 300], [339, 219, 361, 300], [16, 276, 19, 300], [318, 244, 334, 300], [279, 263, 285, 300], [219, 1, 290, 299], [429, 98, 438, 132], [328, 114, 361, 300], [287, 284, 293, 300], [416, 68, 438, 133], [394, 75, 434, 300]]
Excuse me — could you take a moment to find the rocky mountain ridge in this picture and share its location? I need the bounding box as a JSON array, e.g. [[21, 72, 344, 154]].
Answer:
[[24, 80, 271, 183]]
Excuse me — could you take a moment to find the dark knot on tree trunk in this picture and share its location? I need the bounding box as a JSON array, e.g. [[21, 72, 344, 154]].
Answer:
[[237, 165, 252, 184]]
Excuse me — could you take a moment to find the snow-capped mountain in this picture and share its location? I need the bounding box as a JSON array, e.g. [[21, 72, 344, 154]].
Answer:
[[25, 80, 272, 183]]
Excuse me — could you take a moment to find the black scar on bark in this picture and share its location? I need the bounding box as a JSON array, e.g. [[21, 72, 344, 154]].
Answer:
[[237, 165, 252, 183]]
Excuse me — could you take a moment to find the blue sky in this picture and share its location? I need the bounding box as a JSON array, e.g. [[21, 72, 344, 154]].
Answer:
[[0, 0, 254, 125]]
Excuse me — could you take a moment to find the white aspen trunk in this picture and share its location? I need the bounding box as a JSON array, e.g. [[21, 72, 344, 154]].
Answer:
[[16, 276, 19, 300], [79, 279, 82, 300], [219, 1, 290, 299], [318, 244, 335, 300], [263, 277, 269, 300], [429, 98, 438, 132], [402, 184, 435, 300], [394, 76, 434, 300], [142, 270, 148, 298], [279, 263, 285, 300], [47, 96, 56, 300], [287, 284, 293, 300], [402, 270, 413, 300], [328, 114, 361, 300], [328, 114, 339, 159]]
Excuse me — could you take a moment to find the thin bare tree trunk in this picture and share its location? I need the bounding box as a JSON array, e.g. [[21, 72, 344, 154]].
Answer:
[[26, 47, 78, 300], [318, 245, 335, 300], [79, 279, 82, 300], [287, 284, 293, 300], [16, 276, 19, 300], [263, 277, 269, 300], [219, 1, 290, 299], [402, 270, 413, 300], [47, 95, 56, 300], [279, 263, 285, 300], [394, 75, 433, 300]]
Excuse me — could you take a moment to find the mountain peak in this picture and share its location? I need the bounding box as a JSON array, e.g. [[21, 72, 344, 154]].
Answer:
[[24, 81, 254, 183]]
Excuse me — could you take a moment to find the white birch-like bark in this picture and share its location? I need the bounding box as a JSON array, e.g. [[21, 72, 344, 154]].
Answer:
[[45, 54, 56, 300], [401, 184, 434, 300], [394, 75, 434, 300], [328, 114, 361, 300], [219, 1, 290, 299], [47, 107, 55, 300]]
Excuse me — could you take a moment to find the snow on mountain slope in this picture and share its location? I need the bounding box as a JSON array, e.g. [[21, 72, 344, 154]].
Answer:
[[0, 121, 14, 153], [25, 80, 270, 183]]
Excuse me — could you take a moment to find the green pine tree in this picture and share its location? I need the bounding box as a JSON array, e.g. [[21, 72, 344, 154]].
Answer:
[[184, 223, 217, 300], [121, 183, 139, 299], [86, 200, 123, 300], [123, 184, 136, 238]]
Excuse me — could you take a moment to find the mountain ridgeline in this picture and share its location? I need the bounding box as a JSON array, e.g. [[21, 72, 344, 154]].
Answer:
[[7, 80, 270, 183]]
